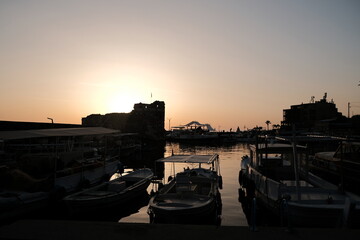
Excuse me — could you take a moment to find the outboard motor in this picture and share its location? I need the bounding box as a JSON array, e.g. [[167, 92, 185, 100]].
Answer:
[[240, 155, 250, 170], [117, 161, 124, 175], [239, 155, 250, 186]]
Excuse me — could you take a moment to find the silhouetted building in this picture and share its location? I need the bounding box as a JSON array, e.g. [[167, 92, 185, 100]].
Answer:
[[281, 93, 352, 135], [126, 101, 165, 141], [82, 101, 165, 142], [81, 113, 129, 131], [349, 115, 360, 136]]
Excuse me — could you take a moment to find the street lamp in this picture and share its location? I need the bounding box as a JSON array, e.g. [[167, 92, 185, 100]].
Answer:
[[167, 118, 172, 131]]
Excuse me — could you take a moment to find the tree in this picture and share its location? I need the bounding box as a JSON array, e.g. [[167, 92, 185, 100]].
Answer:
[[272, 124, 280, 130], [265, 120, 271, 131]]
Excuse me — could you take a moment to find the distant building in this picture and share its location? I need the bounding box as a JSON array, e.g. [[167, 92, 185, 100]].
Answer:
[[281, 93, 349, 135], [81, 113, 129, 131], [82, 101, 165, 141]]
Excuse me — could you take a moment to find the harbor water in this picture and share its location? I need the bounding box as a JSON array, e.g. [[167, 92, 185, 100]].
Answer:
[[119, 142, 250, 226]]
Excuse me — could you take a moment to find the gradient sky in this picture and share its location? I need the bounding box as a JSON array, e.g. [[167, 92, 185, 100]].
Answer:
[[1, 0, 359, 131]]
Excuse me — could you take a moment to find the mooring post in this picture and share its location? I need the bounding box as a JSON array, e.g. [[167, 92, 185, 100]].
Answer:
[[281, 198, 291, 232], [342, 197, 352, 228], [250, 197, 258, 231]]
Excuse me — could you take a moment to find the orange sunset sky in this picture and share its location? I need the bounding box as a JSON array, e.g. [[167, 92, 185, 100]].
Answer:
[[1, 1, 359, 131]]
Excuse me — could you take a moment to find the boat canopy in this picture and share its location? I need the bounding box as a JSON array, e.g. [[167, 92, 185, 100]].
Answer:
[[250, 143, 307, 153], [156, 154, 219, 164], [0, 127, 120, 140]]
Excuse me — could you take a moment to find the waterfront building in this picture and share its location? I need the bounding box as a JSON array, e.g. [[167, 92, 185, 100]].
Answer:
[[281, 93, 352, 135]]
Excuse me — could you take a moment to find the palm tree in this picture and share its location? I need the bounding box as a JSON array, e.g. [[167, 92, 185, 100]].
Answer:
[[272, 124, 280, 130], [265, 120, 271, 131]]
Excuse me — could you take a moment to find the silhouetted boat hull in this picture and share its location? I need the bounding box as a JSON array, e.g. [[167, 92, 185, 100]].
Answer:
[[64, 168, 153, 215], [0, 191, 49, 223], [239, 138, 360, 228]]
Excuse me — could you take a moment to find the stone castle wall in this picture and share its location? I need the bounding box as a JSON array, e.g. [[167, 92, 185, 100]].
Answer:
[[82, 101, 165, 141]]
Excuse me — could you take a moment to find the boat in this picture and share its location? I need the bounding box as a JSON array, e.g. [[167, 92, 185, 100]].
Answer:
[[63, 168, 154, 215], [147, 154, 222, 224], [0, 166, 51, 223], [0, 127, 123, 196], [54, 154, 120, 195], [166, 121, 218, 142], [0, 190, 49, 223], [311, 140, 360, 194], [239, 136, 360, 228]]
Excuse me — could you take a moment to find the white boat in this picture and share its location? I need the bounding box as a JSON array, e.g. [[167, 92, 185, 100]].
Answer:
[[54, 156, 120, 194], [311, 140, 360, 194], [0, 127, 123, 196], [63, 168, 153, 215], [239, 137, 360, 228], [148, 154, 222, 224]]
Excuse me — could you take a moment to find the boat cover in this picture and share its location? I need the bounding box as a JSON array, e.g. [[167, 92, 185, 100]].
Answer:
[[156, 154, 218, 164], [0, 127, 119, 140]]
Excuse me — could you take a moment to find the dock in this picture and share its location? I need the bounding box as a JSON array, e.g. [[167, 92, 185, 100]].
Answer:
[[0, 220, 359, 240]]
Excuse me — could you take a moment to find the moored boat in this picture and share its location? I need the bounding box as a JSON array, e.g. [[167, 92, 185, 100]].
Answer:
[[0, 127, 123, 196], [239, 137, 360, 228], [63, 168, 154, 215], [0, 190, 49, 223], [311, 140, 360, 195], [166, 121, 218, 143], [0, 166, 52, 223], [148, 154, 222, 224]]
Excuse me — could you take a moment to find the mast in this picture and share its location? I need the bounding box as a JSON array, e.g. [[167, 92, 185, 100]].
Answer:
[[292, 125, 301, 201]]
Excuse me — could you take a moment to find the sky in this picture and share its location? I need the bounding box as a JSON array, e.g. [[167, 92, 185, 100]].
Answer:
[[0, 0, 359, 131]]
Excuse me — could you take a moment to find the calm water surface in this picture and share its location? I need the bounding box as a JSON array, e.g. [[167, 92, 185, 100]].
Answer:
[[119, 142, 250, 226]]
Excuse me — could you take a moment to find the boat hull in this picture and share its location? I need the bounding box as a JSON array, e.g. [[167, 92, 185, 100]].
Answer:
[[242, 170, 360, 228], [63, 169, 153, 215], [285, 201, 355, 227], [239, 141, 360, 228], [0, 191, 49, 223], [148, 194, 220, 224], [55, 160, 119, 194]]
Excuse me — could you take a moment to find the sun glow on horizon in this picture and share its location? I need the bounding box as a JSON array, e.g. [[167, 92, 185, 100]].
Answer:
[[74, 65, 152, 114], [1, 2, 359, 129], [107, 93, 139, 113]]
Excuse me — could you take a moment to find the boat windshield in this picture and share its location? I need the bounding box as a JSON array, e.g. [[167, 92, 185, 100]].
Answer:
[[156, 154, 220, 183], [156, 154, 218, 164]]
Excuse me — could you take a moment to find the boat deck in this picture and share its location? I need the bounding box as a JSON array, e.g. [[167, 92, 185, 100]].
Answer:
[[154, 193, 211, 209]]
